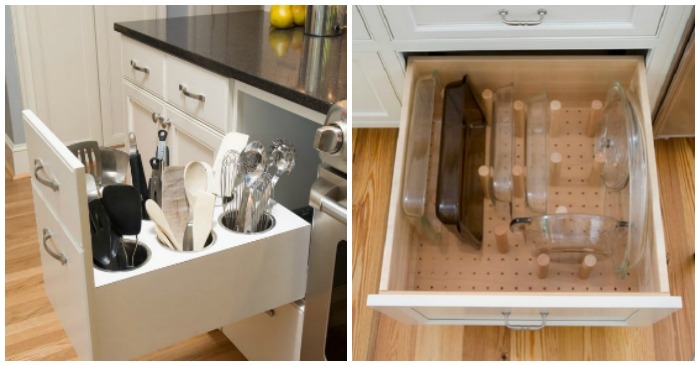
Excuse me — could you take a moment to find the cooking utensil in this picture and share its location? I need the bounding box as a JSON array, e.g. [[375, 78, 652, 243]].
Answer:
[[236, 142, 268, 233], [220, 150, 241, 205], [101, 184, 142, 267], [145, 199, 180, 251], [99, 147, 129, 186], [161, 166, 188, 249], [184, 161, 212, 214], [156, 130, 169, 167], [436, 75, 486, 248], [148, 158, 163, 207], [68, 140, 103, 187], [154, 223, 176, 251], [129, 132, 149, 219], [88, 199, 114, 269], [86, 173, 100, 201], [212, 132, 249, 195], [267, 139, 296, 188], [193, 191, 216, 251]]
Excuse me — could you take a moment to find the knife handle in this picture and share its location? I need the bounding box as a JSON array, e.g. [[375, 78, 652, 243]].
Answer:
[[158, 130, 168, 141]]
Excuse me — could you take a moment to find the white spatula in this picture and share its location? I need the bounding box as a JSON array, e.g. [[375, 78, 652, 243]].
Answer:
[[145, 199, 181, 251], [192, 191, 216, 251]]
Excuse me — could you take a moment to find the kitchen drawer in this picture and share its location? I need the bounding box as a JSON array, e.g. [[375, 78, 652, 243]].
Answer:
[[221, 301, 304, 361], [24, 110, 311, 360], [121, 36, 164, 97], [381, 5, 665, 40], [366, 56, 682, 327], [165, 55, 230, 133], [24, 110, 91, 245]]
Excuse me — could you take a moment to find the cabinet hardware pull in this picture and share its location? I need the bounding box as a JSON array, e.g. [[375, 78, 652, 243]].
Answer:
[[130, 60, 150, 74], [265, 309, 276, 317], [499, 9, 547, 26], [179, 84, 206, 102], [34, 159, 59, 191], [151, 113, 171, 128], [43, 229, 67, 265], [320, 196, 347, 225], [502, 311, 548, 330]]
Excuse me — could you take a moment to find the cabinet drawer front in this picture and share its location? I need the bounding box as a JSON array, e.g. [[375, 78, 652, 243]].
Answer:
[[165, 55, 229, 133], [121, 36, 164, 97], [165, 105, 221, 168], [382, 5, 665, 40], [24, 110, 90, 245], [32, 186, 94, 360]]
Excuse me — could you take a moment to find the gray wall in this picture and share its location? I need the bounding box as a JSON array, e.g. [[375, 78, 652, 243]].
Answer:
[[5, 6, 25, 145]]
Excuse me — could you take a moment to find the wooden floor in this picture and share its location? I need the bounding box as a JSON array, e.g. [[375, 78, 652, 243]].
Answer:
[[4, 174, 247, 361], [351, 128, 695, 361]]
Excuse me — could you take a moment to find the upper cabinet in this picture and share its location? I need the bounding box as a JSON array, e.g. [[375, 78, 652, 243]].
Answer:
[[353, 5, 694, 128]]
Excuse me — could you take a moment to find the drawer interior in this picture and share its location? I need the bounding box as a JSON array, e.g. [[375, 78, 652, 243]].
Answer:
[[384, 56, 667, 296]]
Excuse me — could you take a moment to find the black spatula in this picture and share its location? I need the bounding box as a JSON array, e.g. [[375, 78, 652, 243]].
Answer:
[[102, 184, 142, 267], [88, 199, 114, 269]]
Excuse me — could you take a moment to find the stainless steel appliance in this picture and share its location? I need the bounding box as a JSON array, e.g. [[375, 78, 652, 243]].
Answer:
[[301, 101, 347, 360]]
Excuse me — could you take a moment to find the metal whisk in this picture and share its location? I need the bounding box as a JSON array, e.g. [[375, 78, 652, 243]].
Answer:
[[220, 150, 240, 228]]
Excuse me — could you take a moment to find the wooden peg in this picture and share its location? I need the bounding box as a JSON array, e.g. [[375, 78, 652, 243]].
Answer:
[[588, 152, 606, 187], [482, 89, 493, 125], [549, 100, 561, 138], [536, 253, 550, 279], [512, 165, 525, 199], [555, 205, 568, 214], [478, 165, 491, 199], [494, 224, 510, 254], [585, 100, 603, 137], [513, 100, 525, 138], [549, 152, 562, 186], [578, 254, 597, 279]]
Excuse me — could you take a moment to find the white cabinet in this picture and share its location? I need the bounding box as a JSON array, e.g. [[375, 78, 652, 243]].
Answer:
[[123, 81, 165, 179], [353, 5, 694, 128], [165, 105, 221, 166], [24, 109, 310, 360], [367, 55, 682, 326], [352, 53, 402, 128]]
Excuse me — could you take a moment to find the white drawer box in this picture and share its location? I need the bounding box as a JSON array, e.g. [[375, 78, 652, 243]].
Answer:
[[381, 5, 664, 40], [121, 36, 164, 97], [24, 110, 310, 360], [165, 55, 230, 133], [366, 56, 682, 327], [221, 301, 304, 361]]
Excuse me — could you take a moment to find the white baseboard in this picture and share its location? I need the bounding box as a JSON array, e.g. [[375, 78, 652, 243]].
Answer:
[[6, 133, 29, 177]]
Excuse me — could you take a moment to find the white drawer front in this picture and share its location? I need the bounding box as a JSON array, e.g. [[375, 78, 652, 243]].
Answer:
[[165, 55, 229, 133], [32, 186, 94, 360], [121, 36, 164, 97], [24, 110, 90, 245], [382, 5, 665, 40]]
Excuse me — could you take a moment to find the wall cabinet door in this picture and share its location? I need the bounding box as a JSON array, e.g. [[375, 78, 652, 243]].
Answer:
[[123, 82, 165, 179], [352, 52, 402, 128], [165, 105, 222, 168]]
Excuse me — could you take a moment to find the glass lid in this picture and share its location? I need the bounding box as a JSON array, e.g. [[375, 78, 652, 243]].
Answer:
[[595, 82, 630, 191]]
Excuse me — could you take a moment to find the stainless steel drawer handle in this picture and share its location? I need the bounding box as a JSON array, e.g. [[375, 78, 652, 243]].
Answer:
[[130, 60, 150, 74], [43, 229, 67, 265], [34, 159, 59, 192], [499, 9, 547, 26], [179, 84, 206, 102], [502, 311, 548, 330], [320, 196, 347, 225]]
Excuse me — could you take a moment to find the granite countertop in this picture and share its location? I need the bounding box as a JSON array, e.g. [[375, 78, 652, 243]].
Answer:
[[115, 10, 346, 115]]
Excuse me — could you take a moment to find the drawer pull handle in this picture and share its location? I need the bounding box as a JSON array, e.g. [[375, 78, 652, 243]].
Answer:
[[499, 9, 547, 26], [130, 60, 150, 74], [151, 112, 171, 128], [34, 159, 59, 192], [43, 229, 67, 265], [320, 196, 347, 225], [502, 311, 548, 330], [179, 84, 206, 102]]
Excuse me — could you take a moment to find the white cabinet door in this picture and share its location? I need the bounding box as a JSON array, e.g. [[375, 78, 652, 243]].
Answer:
[[381, 5, 665, 40], [95, 5, 162, 147], [123, 82, 165, 179], [12, 6, 103, 145], [352, 52, 402, 128], [164, 105, 222, 168]]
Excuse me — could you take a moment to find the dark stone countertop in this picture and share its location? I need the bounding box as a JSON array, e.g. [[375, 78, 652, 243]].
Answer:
[[115, 11, 346, 115]]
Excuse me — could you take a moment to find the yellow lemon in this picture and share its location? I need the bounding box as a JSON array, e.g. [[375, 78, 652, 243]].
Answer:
[[292, 5, 306, 26], [270, 5, 294, 29]]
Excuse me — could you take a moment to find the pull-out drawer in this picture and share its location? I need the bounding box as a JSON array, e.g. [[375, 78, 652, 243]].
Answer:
[[366, 56, 682, 327], [122, 36, 165, 97], [24, 110, 311, 360], [165, 54, 230, 133]]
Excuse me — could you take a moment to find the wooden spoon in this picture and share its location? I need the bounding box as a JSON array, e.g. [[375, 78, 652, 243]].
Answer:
[[192, 191, 216, 251], [145, 199, 180, 251]]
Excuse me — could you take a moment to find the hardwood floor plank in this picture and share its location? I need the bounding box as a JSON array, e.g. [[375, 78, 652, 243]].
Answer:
[[463, 326, 510, 360], [414, 325, 464, 360]]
